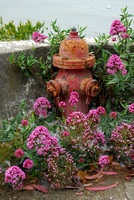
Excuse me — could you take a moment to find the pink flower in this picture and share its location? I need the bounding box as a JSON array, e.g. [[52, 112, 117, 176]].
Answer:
[[58, 101, 66, 110], [23, 159, 34, 169], [70, 91, 79, 99], [87, 109, 100, 124], [95, 132, 105, 145], [99, 155, 110, 168], [129, 103, 134, 113], [27, 126, 61, 158], [22, 119, 28, 126], [66, 111, 86, 126], [69, 95, 79, 106], [32, 31, 47, 43], [121, 33, 129, 38], [61, 131, 70, 137], [78, 158, 85, 163], [110, 123, 134, 161], [109, 20, 127, 36], [69, 91, 79, 106], [110, 111, 117, 118], [129, 153, 134, 160], [33, 97, 51, 117], [97, 106, 106, 116], [15, 149, 24, 158], [112, 37, 116, 41], [122, 69, 127, 75], [0, 168, 2, 173], [5, 166, 26, 189], [107, 54, 125, 75]]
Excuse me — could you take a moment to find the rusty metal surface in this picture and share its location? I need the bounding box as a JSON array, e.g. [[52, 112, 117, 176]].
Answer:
[[85, 79, 100, 97], [53, 54, 95, 69], [53, 30, 95, 70], [47, 80, 61, 98], [55, 69, 93, 116], [59, 39, 89, 59], [80, 78, 100, 97]]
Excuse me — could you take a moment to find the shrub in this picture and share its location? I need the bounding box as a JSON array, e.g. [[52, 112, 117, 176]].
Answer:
[[0, 17, 45, 41]]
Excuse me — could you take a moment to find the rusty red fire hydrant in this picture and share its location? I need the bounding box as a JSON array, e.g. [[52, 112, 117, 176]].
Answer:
[[47, 29, 100, 117]]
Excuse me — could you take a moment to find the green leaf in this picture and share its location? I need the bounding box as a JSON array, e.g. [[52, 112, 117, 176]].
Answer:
[[102, 49, 107, 60], [17, 112, 22, 124], [106, 98, 111, 113], [46, 111, 57, 123], [7, 133, 14, 140], [120, 81, 125, 91], [106, 78, 119, 85]]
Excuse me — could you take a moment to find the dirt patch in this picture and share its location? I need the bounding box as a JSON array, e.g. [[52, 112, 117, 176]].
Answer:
[[0, 167, 133, 200]]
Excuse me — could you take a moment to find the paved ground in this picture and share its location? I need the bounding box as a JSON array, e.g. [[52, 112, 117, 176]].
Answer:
[[0, 167, 133, 200]]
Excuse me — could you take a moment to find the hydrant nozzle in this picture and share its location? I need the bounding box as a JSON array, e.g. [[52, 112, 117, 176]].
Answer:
[[80, 78, 100, 97], [47, 79, 68, 98]]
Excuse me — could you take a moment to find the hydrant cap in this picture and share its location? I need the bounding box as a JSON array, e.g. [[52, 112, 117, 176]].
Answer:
[[59, 29, 89, 59]]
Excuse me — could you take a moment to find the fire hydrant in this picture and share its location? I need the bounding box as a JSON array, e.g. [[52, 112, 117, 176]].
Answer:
[[47, 29, 100, 117]]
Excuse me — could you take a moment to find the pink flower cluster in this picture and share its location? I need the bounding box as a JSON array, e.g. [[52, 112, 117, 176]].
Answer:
[[65, 109, 101, 134], [97, 106, 106, 116], [69, 91, 79, 106], [129, 103, 134, 113], [87, 109, 100, 127], [27, 126, 62, 158], [61, 131, 70, 137], [107, 54, 127, 75], [62, 109, 105, 156], [32, 31, 47, 43], [79, 158, 85, 163], [120, 33, 129, 38], [110, 123, 134, 160], [15, 149, 24, 158], [58, 101, 66, 111], [66, 111, 86, 126], [23, 159, 34, 169], [110, 111, 117, 119], [94, 132, 105, 146], [5, 166, 26, 189], [44, 152, 76, 189], [109, 20, 127, 36], [99, 155, 110, 168], [21, 119, 28, 126], [130, 153, 134, 160], [33, 97, 51, 117]]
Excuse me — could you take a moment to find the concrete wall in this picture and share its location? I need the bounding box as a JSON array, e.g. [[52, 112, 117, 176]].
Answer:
[[0, 40, 50, 120]]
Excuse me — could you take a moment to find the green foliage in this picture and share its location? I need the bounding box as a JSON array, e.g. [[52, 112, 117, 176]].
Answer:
[[92, 6, 134, 112], [9, 51, 50, 83], [0, 17, 45, 41], [0, 100, 58, 177], [94, 33, 111, 49]]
